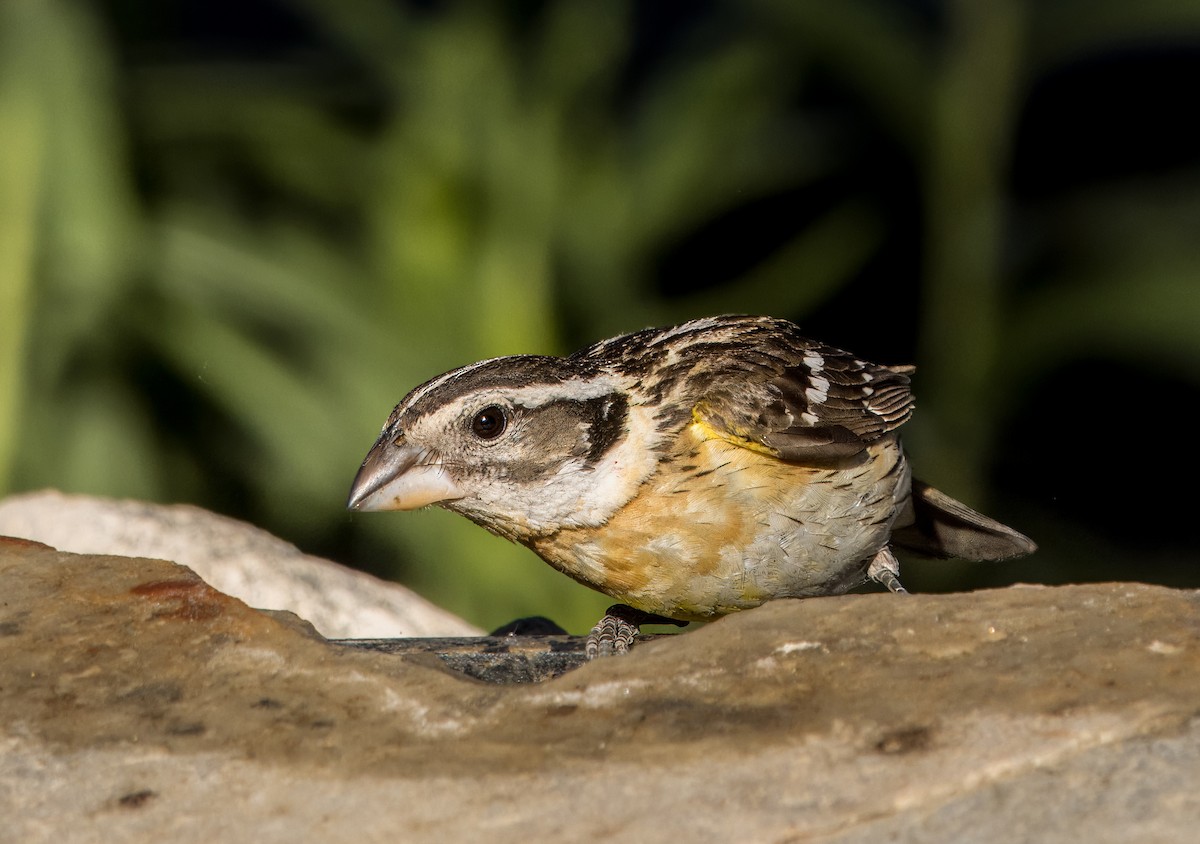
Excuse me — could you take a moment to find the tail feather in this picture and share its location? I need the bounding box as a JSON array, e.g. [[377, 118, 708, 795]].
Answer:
[[892, 480, 1036, 562]]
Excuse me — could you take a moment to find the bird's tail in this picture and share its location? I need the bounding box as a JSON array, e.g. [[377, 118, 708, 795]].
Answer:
[[891, 479, 1037, 561]]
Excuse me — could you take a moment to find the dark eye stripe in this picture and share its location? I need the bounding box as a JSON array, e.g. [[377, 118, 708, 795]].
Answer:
[[581, 394, 628, 463], [519, 394, 629, 464]]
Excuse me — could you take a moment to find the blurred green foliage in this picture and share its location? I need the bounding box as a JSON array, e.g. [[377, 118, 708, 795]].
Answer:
[[2, 0, 1199, 632]]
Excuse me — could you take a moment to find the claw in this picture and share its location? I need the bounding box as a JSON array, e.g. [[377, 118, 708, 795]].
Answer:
[[867, 545, 908, 594], [585, 605, 686, 659]]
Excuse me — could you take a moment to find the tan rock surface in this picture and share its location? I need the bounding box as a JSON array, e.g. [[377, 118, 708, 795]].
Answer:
[[2, 536, 1198, 842], [0, 490, 479, 637]]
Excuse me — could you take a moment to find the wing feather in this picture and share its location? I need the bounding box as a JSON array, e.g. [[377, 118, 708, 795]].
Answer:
[[580, 315, 916, 465], [672, 320, 916, 465]]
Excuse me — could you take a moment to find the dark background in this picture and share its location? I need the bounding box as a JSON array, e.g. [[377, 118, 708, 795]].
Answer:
[[2, 0, 1198, 631]]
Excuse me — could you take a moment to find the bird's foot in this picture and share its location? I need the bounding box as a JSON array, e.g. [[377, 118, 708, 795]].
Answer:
[[867, 546, 909, 594], [585, 605, 686, 659]]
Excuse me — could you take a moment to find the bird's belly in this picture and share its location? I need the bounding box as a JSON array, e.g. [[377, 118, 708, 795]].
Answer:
[[532, 428, 911, 621]]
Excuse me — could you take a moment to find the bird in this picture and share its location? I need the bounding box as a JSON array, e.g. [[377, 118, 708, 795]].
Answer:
[[347, 315, 1035, 657]]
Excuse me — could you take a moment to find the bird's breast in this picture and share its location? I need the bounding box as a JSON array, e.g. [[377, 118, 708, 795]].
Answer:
[[531, 423, 910, 620]]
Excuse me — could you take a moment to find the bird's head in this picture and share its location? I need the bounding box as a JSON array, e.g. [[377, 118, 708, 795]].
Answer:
[[347, 355, 657, 539]]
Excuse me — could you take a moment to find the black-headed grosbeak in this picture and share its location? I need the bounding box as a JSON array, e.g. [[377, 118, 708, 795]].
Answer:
[[348, 315, 1035, 657]]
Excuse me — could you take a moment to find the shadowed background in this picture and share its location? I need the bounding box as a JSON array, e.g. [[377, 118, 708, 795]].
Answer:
[[2, 0, 1198, 633]]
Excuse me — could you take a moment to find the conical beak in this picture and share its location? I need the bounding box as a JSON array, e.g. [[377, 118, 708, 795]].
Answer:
[[346, 436, 463, 511]]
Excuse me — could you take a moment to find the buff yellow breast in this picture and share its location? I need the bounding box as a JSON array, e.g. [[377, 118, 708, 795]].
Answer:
[[532, 421, 910, 620]]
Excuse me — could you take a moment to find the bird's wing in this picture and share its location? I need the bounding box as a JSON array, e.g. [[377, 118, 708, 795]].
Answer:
[[692, 344, 915, 465]]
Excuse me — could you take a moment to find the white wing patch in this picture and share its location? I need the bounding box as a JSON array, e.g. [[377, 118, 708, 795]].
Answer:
[[805, 376, 830, 405]]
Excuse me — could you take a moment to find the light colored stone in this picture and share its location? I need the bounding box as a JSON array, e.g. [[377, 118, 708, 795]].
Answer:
[[2, 537, 1198, 843], [0, 490, 479, 638]]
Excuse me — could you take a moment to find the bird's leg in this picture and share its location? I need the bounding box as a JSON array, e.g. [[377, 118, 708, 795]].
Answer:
[[867, 546, 909, 594], [585, 604, 687, 659]]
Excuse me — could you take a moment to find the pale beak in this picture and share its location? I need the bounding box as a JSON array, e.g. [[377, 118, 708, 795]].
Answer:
[[346, 436, 463, 511]]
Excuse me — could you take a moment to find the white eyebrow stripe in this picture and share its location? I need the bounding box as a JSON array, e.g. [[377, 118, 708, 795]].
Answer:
[[502, 377, 623, 408], [401, 362, 624, 417]]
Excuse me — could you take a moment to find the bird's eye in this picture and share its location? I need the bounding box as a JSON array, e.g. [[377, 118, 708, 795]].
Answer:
[[470, 406, 508, 440]]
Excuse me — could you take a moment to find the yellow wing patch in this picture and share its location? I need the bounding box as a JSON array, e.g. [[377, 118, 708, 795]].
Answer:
[[690, 403, 781, 458]]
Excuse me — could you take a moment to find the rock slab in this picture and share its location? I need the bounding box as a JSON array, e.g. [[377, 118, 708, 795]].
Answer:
[[0, 490, 479, 637], [2, 536, 1199, 843]]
